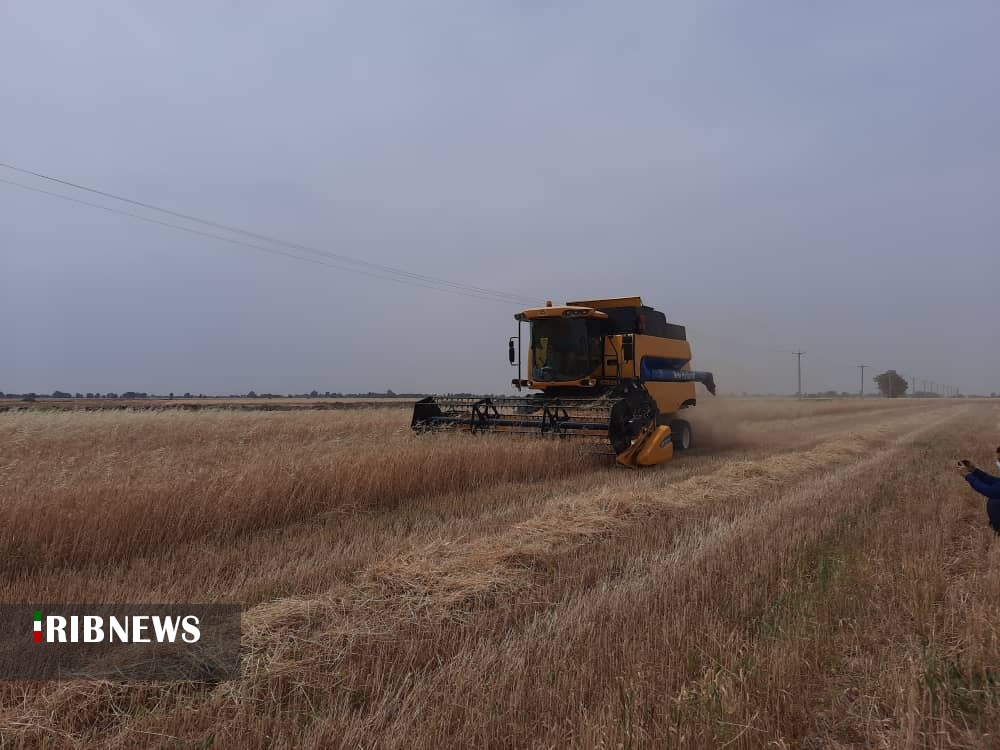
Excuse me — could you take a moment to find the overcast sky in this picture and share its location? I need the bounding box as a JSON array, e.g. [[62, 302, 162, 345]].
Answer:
[[3, 1, 999, 396]]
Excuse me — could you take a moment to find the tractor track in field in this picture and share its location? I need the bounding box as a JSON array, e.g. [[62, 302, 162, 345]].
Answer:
[[357, 404, 962, 614], [297, 406, 970, 748], [360, 404, 980, 748]]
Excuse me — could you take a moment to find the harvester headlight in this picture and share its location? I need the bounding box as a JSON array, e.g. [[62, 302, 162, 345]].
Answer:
[[562, 309, 591, 318]]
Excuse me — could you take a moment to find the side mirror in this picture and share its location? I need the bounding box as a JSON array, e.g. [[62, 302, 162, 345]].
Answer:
[[508, 338, 516, 364], [622, 335, 634, 362]]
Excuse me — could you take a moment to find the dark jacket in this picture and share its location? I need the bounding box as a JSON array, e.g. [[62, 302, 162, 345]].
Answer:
[[965, 469, 1000, 533]]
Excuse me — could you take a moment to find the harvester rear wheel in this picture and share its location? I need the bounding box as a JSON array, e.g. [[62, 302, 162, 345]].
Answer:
[[670, 419, 692, 451]]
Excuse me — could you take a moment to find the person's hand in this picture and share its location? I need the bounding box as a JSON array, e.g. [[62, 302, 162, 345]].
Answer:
[[955, 460, 975, 475]]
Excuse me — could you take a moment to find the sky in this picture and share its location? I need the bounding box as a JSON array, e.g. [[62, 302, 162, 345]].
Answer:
[[3, 1, 999, 396]]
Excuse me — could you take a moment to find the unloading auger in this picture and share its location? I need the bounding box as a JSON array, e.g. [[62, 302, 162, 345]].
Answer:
[[411, 296, 716, 467]]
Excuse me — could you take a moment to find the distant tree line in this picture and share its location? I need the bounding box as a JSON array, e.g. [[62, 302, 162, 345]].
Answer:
[[240, 389, 425, 398], [5, 385, 997, 401], [0, 389, 427, 401], [0, 391, 200, 400]]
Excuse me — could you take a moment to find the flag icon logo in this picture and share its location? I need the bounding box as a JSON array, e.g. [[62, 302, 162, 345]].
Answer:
[[33, 610, 42, 643]]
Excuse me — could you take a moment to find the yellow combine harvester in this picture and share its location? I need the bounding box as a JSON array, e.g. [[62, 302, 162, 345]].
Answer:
[[411, 296, 716, 467]]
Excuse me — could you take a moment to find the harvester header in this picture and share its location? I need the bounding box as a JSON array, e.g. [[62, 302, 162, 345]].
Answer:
[[412, 296, 716, 467]]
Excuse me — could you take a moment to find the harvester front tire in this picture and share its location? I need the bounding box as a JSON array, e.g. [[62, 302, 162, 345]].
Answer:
[[670, 419, 692, 451]]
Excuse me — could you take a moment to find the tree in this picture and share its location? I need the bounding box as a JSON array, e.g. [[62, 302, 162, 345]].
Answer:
[[874, 370, 908, 398]]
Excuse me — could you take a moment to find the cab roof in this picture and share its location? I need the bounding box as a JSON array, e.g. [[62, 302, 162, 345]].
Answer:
[[566, 296, 643, 309], [515, 305, 608, 321]]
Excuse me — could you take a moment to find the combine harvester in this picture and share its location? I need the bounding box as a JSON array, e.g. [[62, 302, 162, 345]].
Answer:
[[412, 296, 716, 467]]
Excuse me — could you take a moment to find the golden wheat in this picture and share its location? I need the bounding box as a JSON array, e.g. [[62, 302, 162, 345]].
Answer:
[[1, 398, 997, 748]]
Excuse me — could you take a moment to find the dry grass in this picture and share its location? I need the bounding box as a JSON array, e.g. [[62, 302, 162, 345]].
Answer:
[[1, 398, 998, 748], [0, 409, 588, 573]]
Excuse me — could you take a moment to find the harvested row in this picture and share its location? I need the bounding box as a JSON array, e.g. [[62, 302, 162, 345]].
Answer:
[[369, 407, 976, 747]]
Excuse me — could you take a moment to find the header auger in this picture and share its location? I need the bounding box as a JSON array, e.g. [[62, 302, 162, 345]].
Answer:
[[411, 296, 716, 467]]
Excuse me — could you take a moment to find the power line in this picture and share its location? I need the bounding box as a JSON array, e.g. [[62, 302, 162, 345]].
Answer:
[[0, 164, 978, 394], [0, 177, 532, 305], [0, 161, 539, 306]]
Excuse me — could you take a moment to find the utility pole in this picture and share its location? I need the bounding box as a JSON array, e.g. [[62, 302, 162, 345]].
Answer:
[[858, 365, 869, 398], [794, 351, 805, 398]]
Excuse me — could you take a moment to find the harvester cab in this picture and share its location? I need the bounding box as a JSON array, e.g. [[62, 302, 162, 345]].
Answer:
[[412, 296, 716, 467]]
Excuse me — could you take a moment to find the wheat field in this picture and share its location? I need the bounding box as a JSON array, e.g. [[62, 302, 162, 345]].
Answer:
[[1, 398, 998, 748]]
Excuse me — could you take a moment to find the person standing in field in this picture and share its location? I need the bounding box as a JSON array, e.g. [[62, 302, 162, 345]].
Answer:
[[957, 447, 1000, 534]]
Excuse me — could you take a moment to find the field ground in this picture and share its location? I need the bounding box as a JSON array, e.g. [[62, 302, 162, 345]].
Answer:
[[1, 398, 999, 748]]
